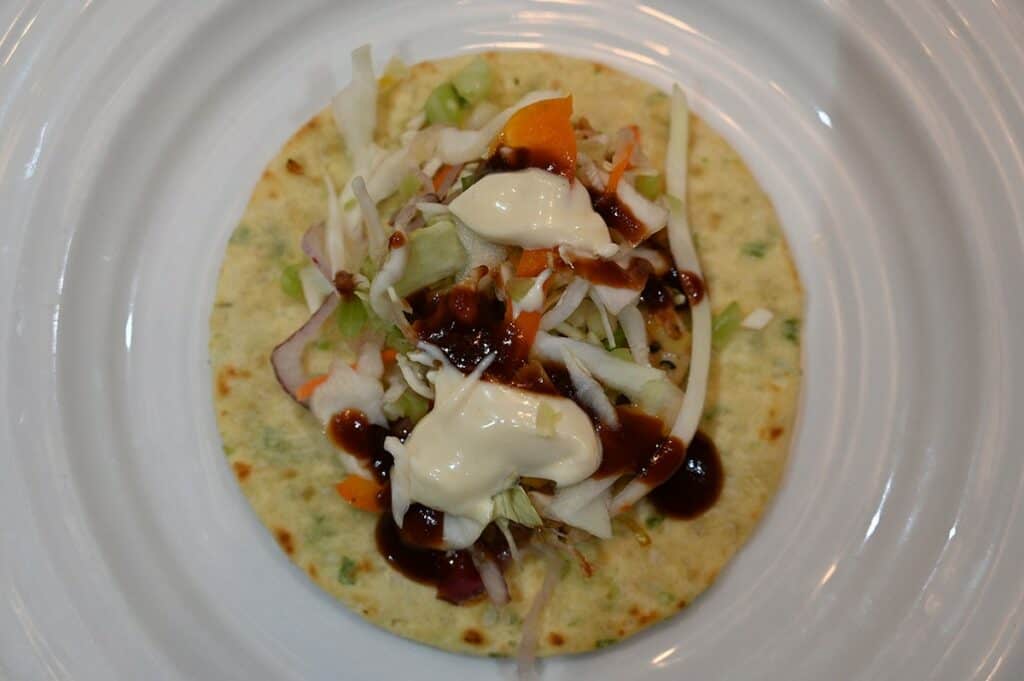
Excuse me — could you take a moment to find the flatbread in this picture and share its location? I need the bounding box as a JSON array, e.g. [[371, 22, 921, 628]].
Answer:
[[209, 51, 803, 656]]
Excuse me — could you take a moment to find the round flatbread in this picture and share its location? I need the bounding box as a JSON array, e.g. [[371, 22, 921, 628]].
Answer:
[[209, 51, 802, 656]]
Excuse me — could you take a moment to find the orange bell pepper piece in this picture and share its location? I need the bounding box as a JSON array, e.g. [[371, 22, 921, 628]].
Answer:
[[500, 96, 577, 179], [606, 125, 640, 194]]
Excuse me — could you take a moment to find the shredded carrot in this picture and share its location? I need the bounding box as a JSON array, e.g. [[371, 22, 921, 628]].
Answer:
[[500, 96, 577, 179], [516, 249, 552, 277], [432, 164, 457, 192], [380, 348, 398, 365], [515, 311, 543, 348], [295, 374, 328, 401], [606, 125, 640, 194], [335, 475, 383, 512]]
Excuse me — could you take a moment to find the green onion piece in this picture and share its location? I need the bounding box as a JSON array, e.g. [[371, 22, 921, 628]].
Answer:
[[395, 390, 430, 424], [452, 57, 493, 105], [425, 82, 466, 125], [336, 297, 369, 337], [461, 175, 477, 192], [337, 556, 357, 585], [280, 264, 303, 300], [741, 241, 768, 258], [711, 301, 742, 350], [634, 173, 664, 201], [782, 317, 800, 344]]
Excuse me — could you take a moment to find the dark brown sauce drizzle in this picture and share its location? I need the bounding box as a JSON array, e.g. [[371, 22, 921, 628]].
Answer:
[[588, 188, 646, 245], [407, 286, 530, 382], [327, 409, 393, 484], [640, 267, 705, 309], [484, 145, 573, 180], [649, 431, 722, 518], [398, 503, 445, 548], [676, 269, 705, 305], [333, 271, 357, 297], [569, 256, 650, 289], [375, 512, 485, 604], [593, 407, 685, 489], [388, 231, 407, 250]]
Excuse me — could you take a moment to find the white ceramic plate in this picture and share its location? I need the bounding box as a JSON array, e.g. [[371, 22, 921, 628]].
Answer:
[[2, 1, 1023, 679]]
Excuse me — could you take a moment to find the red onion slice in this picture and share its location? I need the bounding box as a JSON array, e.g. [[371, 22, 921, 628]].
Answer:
[[301, 221, 332, 280], [270, 292, 339, 404]]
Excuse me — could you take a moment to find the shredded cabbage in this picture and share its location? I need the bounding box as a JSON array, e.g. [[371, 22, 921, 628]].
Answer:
[[437, 90, 562, 164], [442, 514, 486, 549], [588, 288, 616, 349], [298, 264, 334, 314], [591, 284, 641, 316], [533, 332, 676, 407], [396, 353, 434, 399], [664, 84, 711, 445], [540, 277, 590, 330], [611, 85, 711, 514], [454, 218, 508, 277], [617, 303, 649, 366], [332, 45, 378, 172], [368, 240, 408, 327], [385, 436, 412, 524], [514, 269, 551, 314], [560, 347, 618, 426], [616, 179, 668, 238], [310, 356, 387, 466], [352, 176, 387, 263], [546, 478, 613, 539]]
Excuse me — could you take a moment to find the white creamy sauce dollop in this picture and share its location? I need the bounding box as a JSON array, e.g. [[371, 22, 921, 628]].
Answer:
[[449, 168, 617, 256], [395, 365, 601, 541]]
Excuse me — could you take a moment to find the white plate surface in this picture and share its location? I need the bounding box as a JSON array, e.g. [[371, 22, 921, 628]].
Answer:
[[2, 1, 1023, 679]]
